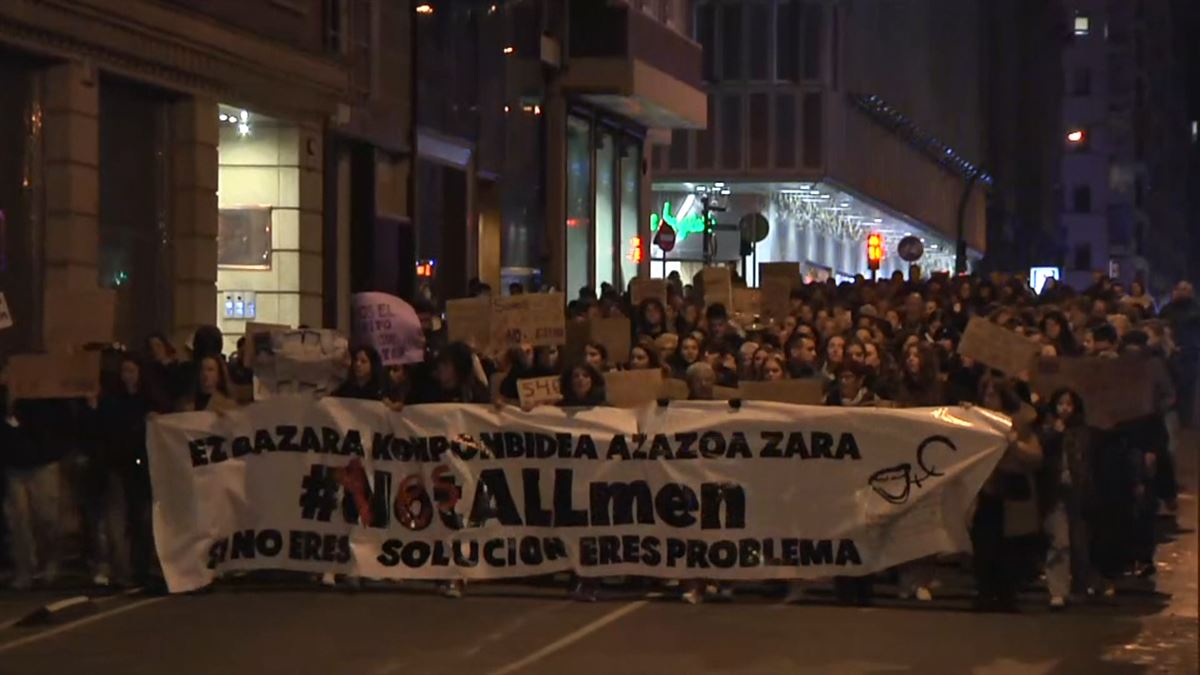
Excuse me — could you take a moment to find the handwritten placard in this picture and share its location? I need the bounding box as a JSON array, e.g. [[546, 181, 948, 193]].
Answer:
[[660, 378, 690, 400], [604, 369, 664, 408], [0, 292, 12, 330], [446, 297, 493, 351], [761, 276, 794, 321], [958, 317, 1042, 376], [566, 317, 631, 366], [739, 378, 826, 405], [759, 262, 801, 288], [43, 289, 115, 351], [8, 351, 101, 400], [351, 292, 425, 365], [517, 376, 563, 407], [732, 288, 762, 317], [1033, 356, 1154, 429], [492, 292, 565, 349], [630, 278, 668, 307], [698, 267, 733, 310]]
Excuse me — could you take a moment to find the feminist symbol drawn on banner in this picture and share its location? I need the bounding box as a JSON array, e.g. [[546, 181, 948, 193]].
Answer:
[[867, 435, 957, 505]]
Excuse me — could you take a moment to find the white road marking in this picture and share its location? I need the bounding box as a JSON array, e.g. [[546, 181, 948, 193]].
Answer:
[[485, 600, 648, 675], [0, 596, 168, 655]]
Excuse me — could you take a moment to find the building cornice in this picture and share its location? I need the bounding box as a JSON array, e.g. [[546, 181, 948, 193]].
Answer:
[[0, 0, 350, 119]]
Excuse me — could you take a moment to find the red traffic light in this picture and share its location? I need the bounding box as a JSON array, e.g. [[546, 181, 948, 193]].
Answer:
[[866, 233, 884, 269]]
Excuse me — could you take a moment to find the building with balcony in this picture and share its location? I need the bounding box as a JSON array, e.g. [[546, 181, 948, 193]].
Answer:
[[649, 0, 988, 284], [0, 0, 413, 355]]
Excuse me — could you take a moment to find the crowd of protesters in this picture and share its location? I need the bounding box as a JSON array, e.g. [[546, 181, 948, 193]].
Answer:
[[0, 267, 1193, 612]]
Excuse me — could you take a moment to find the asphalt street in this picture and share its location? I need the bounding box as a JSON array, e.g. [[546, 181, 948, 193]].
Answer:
[[0, 448, 1194, 675]]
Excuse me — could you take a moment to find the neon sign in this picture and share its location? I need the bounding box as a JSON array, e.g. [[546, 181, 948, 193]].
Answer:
[[649, 201, 711, 241]]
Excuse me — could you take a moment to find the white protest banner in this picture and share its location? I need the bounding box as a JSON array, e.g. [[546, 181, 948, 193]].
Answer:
[[351, 292, 426, 366], [958, 317, 1042, 376], [251, 329, 349, 400], [518, 376, 562, 407], [0, 292, 12, 330], [149, 399, 1008, 592]]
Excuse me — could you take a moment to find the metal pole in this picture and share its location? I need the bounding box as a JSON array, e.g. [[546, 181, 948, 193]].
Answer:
[[955, 170, 981, 275]]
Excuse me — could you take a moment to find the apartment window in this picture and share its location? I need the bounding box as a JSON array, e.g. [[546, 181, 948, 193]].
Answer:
[[777, 1, 799, 82], [697, 2, 715, 82], [720, 4, 743, 80], [748, 93, 769, 168], [1072, 185, 1092, 213], [775, 93, 797, 167], [802, 2, 823, 80], [720, 94, 742, 169], [1072, 67, 1092, 96], [802, 92, 823, 167], [1073, 14, 1090, 36], [1073, 244, 1092, 271], [748, 3, 770, 80]]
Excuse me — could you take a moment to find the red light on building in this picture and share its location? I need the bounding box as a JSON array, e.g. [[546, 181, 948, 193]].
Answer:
[[866, 232, 884, 271], [627, 236, 643, 263]]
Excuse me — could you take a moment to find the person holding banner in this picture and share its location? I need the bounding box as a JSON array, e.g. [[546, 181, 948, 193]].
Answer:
[[83, 354, 164, 588], [971, 375, 1043, 612], [176, 355, 237, 414], [1036, 388, 1103, 607], [668, 335, 702, 379], [332, 347, 389, 402]]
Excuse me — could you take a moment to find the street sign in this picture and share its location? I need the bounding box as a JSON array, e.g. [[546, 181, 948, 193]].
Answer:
[[897, 235, 924, 262], [739, 213, 770, 244], [653, 223, 677, 253]]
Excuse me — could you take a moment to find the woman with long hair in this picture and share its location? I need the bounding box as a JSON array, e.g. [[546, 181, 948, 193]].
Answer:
[[176, 354, 237, 413], [1037, 388, 1104, 606], [668, 334, 702, 379]]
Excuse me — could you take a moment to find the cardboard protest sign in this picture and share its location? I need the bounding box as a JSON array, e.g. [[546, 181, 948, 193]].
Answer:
[[7, 351, 100, 399], [446, 297, 493, 351], [739, 378, 826, 405], [43, 289, 115, 351], [630, 278, 668, 307], [566, 317, 631, 365], [732, 288, 762, 317], [517, 376, 562, 407], [761, 276, 794, 321], [604, 368, 664, 408], [1033, 356, 1154, 429], [242, 321, 291, 368], [660, 378, 690, 400], [492, 292, 565, 350], [0, 292, 12, 330], [351, 292, 425, 366], [711, 385, 741, 401], [252, 328, 349, 400], [759, 262, 801, 288], [694, 267, 733, 311], [958, 317, 1042, 376]]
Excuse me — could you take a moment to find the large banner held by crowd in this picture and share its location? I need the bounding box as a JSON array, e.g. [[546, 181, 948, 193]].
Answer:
[[149, 399, 1010, 593]]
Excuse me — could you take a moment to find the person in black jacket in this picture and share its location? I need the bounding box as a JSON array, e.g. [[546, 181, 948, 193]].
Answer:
[[560, 363, 607, 407], [84, 354, 163, 587], [1, 382, 74, 589], [332, 346, 387, 401]]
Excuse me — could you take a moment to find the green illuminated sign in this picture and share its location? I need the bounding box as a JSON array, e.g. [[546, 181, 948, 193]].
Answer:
[[649, 201, 712, 240]]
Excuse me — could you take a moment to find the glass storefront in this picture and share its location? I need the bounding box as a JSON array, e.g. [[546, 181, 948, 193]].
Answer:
[[215, 104, 302, 352], [564, 110, 643, 297]]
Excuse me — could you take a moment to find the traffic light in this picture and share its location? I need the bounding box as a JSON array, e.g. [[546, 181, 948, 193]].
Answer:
[[866, 232, 884, 271]]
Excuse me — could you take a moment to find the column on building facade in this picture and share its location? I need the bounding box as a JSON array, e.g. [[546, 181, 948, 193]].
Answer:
[[170, 97, 219, 339], [42, 61, 99, 293], [297, 121, 324, 328]]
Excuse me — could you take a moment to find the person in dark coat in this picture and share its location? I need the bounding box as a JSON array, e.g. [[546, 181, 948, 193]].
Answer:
[[332, 346, 387, 401], [560, 363, 607, 407], [84, 354, 164, 586]]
